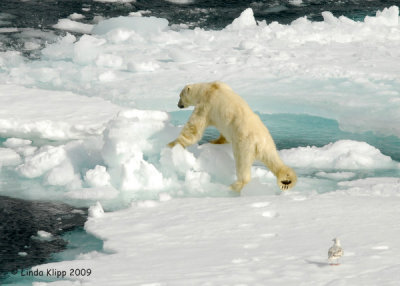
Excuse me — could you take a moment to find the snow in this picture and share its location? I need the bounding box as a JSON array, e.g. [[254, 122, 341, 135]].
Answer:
[[88, 202, 105, 218], [289, 0, 303, 6], [45, 160, 77, 187], [92, 16, 169, 36], [2, 94, 397, 203], [0, 85, 122, 140], [1, 5, 400, 285], [3, 138, 37, 157], [338, 177, 400, 197], [84, 165, 111, 187], [315, 171, 356, 180], [1, 96, 398, 284], [226, 8, 257, 30], [1, 7, 400, 136], [3, 138, 32, 148], [17, 146, 67, 178], [32, 192, 400, 285], [65, 186, 119, 200], [68, 13, 85, 21], [366, 6, 399, 26], [0, 147, 21, 166], [53, 19, 94, 34], [37, 230, 53, 240], [280, 140, 400, 170]]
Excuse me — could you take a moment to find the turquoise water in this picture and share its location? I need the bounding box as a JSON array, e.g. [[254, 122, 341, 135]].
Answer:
[[170, 111, 400, 162], [170, 111, 400, 194]]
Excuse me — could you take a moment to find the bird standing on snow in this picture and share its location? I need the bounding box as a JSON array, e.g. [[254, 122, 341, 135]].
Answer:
[[328, 238, 343, 265]]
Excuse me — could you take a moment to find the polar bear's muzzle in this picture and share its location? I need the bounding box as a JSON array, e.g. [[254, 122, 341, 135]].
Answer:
[[178, 99, 185, 109]]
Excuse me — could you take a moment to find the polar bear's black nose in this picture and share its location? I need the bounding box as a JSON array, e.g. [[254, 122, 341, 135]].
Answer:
[[178, 99, 185, 108], [177, 98, 185, 108], [281, 180, 291, 185]]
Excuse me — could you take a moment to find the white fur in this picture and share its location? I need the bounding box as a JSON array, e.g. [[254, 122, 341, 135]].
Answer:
[[168, 81, 297, 192]]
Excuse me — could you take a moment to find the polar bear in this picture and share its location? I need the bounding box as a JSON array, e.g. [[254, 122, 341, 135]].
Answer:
[[168, 81, 297, 192]]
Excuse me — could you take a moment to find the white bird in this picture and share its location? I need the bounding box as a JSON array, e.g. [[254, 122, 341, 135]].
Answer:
[[328, 238, 343, 265]]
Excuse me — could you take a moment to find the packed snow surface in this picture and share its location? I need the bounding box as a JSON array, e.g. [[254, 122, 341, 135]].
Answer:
[[2, 106, 399, 284], [33, 192, 400, 285], [1, 6, 399, 136], [1, 5, 400, 285], [0, 85, 122, 140]]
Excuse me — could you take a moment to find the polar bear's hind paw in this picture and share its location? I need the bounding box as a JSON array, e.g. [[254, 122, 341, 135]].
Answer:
[[279, 180, 292, 190], [277, 166, 297, 191]]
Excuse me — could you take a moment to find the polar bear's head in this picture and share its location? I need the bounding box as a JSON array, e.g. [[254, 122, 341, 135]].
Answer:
[[178, 82, 217, 108], [177, 84, 196, 108], [177, 82, 225, 109], [277, 166, 297, 191]]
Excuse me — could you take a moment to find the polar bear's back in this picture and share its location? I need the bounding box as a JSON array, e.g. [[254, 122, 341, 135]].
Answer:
[[206, 81, 249, 112], [205, 82, 271, 144]]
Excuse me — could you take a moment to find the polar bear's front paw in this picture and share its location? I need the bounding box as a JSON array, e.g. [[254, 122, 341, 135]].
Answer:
[[167, 142, 175, 148], [168, 140, 186, 149]]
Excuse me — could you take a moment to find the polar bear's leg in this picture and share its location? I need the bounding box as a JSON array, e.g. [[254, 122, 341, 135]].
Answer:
[[168, 106, 208, 148], [168, 120, 206, 148], [210, 134, 228, 144], [230, 142, 254, 192]]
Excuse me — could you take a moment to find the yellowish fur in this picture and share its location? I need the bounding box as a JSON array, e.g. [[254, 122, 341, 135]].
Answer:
[[168, 81, 297, 192]]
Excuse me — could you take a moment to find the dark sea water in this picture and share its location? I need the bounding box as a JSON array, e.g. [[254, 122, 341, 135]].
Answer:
[[1, 0, 399, 57], [0, 196, 87, 280], [0, 0, 399, 283], [2, 0, 400, 29]]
